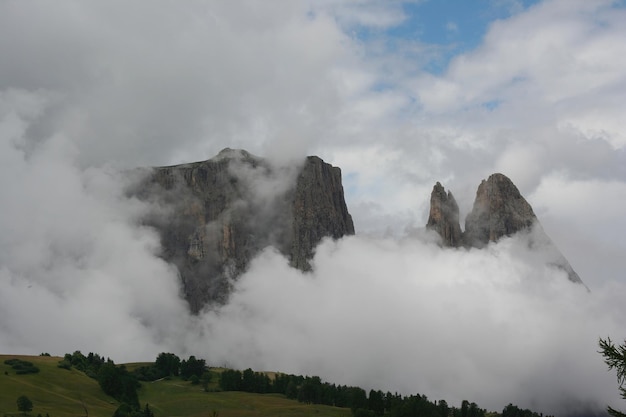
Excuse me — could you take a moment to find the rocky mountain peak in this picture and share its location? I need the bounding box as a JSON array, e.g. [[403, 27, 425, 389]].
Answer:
[[426, 173, 585, 286], [464, 173, 536, 248], [213, 147, 256, 162], [426, 182, 462, 247], [132, 151, 354, 313]]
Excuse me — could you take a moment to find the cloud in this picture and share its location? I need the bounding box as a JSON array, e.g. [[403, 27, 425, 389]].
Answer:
[[1, 1, 626, 416], [0, 91, 190, 358], [0, 1, 350, 167], [193, 234, 624, 416]]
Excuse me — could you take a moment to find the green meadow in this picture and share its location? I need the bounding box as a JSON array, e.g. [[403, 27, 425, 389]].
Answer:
[[1, 355, 350, 417]]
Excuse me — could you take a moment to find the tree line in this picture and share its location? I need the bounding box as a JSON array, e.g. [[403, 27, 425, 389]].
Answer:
[[217, 367, 549, 417], [54, 350, 566, 417]]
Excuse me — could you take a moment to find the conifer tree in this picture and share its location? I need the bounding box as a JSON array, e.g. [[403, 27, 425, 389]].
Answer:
[[599, 337, 626, 417]]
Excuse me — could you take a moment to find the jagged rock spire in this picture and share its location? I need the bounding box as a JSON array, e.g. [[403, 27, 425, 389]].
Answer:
[[426, 173, 585, 286], [464, 173, 536, 248], [426, 182, 462, 247]]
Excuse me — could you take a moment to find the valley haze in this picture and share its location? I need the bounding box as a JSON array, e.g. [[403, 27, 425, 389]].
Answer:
[[1, 1, 626, 417]]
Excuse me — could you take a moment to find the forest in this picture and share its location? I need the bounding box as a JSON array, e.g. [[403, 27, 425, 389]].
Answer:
[[51, 350, 553, 417]]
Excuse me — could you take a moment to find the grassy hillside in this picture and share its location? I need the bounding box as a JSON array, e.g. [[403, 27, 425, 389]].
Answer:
[[1, 354, 116, 417], [1, 355, 351, 417]]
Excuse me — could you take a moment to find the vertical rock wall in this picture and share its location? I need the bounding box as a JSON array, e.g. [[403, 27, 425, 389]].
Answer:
[[134, 149, 354, 312]]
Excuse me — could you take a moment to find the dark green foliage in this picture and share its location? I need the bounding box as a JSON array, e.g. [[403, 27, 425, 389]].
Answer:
[[462, 400, 469, 417], [285, 379, 298, 399], [4, 359, 40, 374], [501, 403, 545, 417], [388, 394, 437, 417], [112, 402, 155, 417], [155, 353, 180, 377], [97, 362, 140, 409], [201, 372, 212, 392], [599, 337, 626, 417], [17, 395, 33, 413], [52, 348, 549, 417], [133, 365, 166, 382], [368, 390, 385, 416], [438, 399, 449, 417], [297, 376, 322, 404], [112, 403, 135, 417], [39, 353, 51, 357], [180, 356, 206, 380], [346, 387, 367, 413], [219, 369, 242, 391], [58, 351, 105, 376], [134, 352, 184, 382]]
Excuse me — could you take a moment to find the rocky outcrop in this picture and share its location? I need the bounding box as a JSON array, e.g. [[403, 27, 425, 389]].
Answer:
[[464, 173, 536, 248], [133, 148, 354, 312], [426, 173, 584, 285], [426, 182, 462, 247], [291, 156, 355, 270]]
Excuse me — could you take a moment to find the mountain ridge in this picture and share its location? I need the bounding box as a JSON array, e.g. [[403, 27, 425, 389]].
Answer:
[[130, 151, 585, 313], [130, 149, 355, 312], [426, 173, 584, 286]]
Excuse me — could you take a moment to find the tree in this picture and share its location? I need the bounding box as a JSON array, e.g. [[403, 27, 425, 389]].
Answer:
[[461, 400, 469, 417], [599, 337, 626, 417], [437, 399, 449, 417], [368, 390, 385, 416], [180, 356, 206, 380], [154, 353, 180, 377], [201, 372, 212, 392], [17, 395, 33, 413], [97, 363, 140, 409]]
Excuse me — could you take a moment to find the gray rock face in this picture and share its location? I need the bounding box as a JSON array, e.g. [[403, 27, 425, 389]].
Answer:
[[291, 156, 355, 270], [464, 173, 536, 248], [427, 173, 585, 285], [426, 182, 462, 247], [134, 148, 354, 312]]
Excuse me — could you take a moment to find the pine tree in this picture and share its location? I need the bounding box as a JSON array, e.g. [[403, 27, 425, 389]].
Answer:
[[599, 337, 626, 417]]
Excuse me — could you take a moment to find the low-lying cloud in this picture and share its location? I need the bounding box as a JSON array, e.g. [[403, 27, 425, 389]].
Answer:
[[1, 1, 626, 416], [0, 100, 622, 415], [196, 235, 623, 416]]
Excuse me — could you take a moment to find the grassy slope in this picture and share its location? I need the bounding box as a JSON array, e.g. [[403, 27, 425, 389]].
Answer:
[[1, 354, 116, 417], [1, 355, 351, 417]]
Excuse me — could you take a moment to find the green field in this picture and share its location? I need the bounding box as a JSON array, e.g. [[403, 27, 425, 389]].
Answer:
[[1, 355, 351, 417]]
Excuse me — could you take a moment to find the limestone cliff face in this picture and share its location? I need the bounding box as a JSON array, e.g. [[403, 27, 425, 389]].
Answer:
[[426, 182, 462, 247], [135, 148, 354, 312], [426, 173, 584, 285], [464, 173, 536, 248], [290, 156, 355, 270]]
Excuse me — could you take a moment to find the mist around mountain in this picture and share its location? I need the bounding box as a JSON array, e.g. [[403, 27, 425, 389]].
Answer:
[[2, 144, 623, 417], [2, 2, 626, 416], [129, 148, 354, 312]]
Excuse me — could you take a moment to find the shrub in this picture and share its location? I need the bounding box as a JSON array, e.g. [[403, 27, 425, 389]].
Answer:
[[17, 395, 33, 413], [4, 359, 40, 374]]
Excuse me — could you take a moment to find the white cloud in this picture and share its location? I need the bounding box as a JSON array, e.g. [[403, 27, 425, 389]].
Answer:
[[193, 236, 624, 415], [1, 1, 626, 416]]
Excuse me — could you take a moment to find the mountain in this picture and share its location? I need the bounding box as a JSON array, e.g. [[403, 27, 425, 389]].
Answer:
[[426, 182, 463, 247], [131, 152, 583, 313], [131, 148, 354, 313], [427, 173, 584, 285], [464, 173, 536, 248]]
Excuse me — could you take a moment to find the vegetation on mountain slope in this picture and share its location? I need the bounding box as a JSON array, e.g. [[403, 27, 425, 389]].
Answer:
[[1, 352, 554, 417]]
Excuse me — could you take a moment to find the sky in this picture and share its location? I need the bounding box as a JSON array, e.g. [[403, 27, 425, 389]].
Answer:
[[1, 0, 626, 415]]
